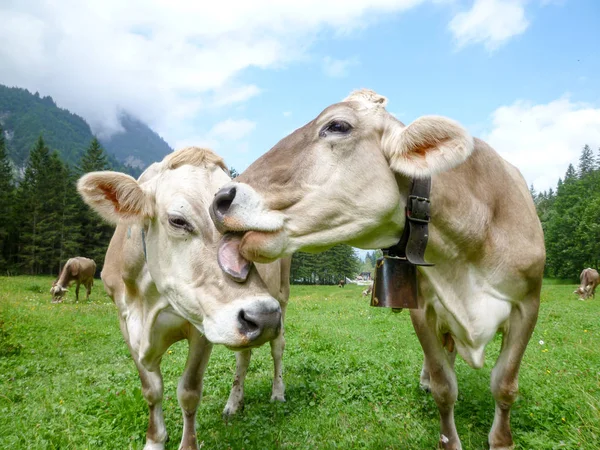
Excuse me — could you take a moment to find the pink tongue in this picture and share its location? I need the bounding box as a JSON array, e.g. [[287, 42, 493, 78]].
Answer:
[[217, 234, 251, 282]]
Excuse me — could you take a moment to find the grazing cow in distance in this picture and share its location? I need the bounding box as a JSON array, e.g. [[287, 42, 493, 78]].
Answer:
[[574, 268, 599, 300], [51, 257, 96, 302], [338, 279, 346, 288], [362, 283, 373, 297], [78, 147, 290, 450], [210, 89, 546, 450]]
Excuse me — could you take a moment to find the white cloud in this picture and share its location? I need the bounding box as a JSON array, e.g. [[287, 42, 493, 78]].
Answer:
[[211, 85, 262, 107], [210, 118, 256, 141], [449, 0, 529, 51], [322, 56, 359, 78], [283, 111, 293, 117], [482, 96, 600, 191], [0, 0, 429, 145]]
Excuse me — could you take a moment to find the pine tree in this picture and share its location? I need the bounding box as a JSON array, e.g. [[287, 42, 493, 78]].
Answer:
[[77, 137, 110, 173], [16, 136, 68, 274], [564, 164, 577, 182], [578, 145, 595, 177], [0, 125, 15, 271], [76, 137, 114, 273]]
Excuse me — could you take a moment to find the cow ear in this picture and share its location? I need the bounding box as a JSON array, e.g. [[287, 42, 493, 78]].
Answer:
[[77, 172, 154, 224], [382, 115, 474, 178]]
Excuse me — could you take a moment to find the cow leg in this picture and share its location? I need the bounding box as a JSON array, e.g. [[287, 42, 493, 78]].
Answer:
[[117, 317, 168, 450], [75, 282, 80, 302], [410, 308, 461, 450], [223, 349, 252, 418], [86, 281, 92, 301], [488, 297, 539, 450], [177, 330, 213, 450], [270, 301, 287, 402]]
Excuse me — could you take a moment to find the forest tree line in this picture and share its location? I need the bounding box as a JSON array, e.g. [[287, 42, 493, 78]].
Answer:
[[533, 144, 600, 279], [0, 127, 113, 276], [1, 127, 596, 282], [0, 127, 362, 283]]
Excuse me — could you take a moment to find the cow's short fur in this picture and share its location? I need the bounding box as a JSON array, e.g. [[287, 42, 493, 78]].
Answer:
[[574, 268, 599, 300], [50, 257, 96, 302], [78, 147, 290, 450], [210, 89, 546, 450]]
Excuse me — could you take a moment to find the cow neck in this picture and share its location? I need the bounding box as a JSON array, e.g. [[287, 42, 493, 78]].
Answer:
[[383, 177, 434, 267]]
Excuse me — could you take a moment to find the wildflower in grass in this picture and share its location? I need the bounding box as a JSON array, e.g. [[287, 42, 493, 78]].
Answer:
[[542, 349, 548, 353], [539, 340, 544, 345]]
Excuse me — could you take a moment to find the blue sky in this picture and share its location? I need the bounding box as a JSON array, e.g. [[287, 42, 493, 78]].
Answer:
[[1, 0, 599, 191]]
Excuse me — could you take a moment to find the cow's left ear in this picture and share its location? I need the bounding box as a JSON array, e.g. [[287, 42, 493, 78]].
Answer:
[[77, 172, 154, 224], [382, 115, 474, 178]]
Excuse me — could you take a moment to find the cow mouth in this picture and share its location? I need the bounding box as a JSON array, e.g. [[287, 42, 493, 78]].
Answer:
[[217, 229, 287, 278]]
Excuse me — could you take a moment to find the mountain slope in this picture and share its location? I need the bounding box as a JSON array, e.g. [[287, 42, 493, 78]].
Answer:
[[0, 84, 172, 171], [100, 113, 172, 170], [0, 85, 93, 167]]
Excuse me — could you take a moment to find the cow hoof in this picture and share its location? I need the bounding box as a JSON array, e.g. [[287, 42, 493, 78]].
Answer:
[[270, 393, 286, 403], [438, 434, 461, 450], [222, 402, 244, 420]]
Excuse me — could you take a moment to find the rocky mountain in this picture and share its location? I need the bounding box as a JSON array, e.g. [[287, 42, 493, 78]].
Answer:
[[0, 84, 172, 172]]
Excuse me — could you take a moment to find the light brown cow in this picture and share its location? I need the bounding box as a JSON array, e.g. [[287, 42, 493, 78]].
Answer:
[[50, 256, 96, 302], [574, 268, 599, 300], [78, 147, 290, 450], [362, 283, 373, 297], [210, 89, 545, 450]]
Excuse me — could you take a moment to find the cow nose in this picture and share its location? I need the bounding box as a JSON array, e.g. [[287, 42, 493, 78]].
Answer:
[[237, 306, 281, 344], [213, 186, 237, 218]]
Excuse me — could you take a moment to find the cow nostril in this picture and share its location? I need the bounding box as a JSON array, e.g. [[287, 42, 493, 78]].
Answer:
[[238, 309, 260, 334], [214, 186, 236, 216]]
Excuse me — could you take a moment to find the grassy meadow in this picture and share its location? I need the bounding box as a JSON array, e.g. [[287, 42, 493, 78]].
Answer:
[[0, 276, 598, 449]]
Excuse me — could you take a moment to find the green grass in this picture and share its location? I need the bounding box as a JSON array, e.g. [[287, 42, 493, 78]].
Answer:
[[0, 277, 598, 449]]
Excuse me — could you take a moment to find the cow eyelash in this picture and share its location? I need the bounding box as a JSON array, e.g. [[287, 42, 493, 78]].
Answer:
[[168, 215, 194, 232], [320, 120, 352, 137]]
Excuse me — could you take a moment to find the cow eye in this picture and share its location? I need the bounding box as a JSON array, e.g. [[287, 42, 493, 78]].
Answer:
[[321, 120, 352, 136], [168, 215, 193, 232]]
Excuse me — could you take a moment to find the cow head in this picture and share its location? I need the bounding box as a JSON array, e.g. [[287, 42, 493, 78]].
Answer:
[[210, 89, 474, 265], [50, 283, 68, 301], [77, 147, 281, 350], [574, 286, 588, 300]]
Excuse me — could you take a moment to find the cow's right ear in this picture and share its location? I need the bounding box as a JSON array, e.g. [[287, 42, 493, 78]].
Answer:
[[77, 172, 154, 224]]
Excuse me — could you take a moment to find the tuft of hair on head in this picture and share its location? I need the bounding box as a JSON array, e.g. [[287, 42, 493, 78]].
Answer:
[[343, 89, 388, 109], [164, 146, 229, 175]]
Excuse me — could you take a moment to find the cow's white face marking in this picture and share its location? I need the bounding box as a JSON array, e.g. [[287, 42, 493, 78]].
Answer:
[[77, 149, 282, 350]]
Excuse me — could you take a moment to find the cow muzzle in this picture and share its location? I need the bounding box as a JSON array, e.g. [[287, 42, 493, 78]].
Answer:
[[210, 182, 284, 234], [233, 300, 282, 348]]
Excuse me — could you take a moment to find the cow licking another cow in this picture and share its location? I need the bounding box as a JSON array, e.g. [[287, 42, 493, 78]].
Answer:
[[50, 256, 96, 302], [574, 268, 599, 300], [78, 147, 290, 450], [210, 89, 546, 450]]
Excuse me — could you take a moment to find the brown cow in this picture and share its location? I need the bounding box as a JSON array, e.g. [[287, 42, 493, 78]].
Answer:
[[210, 89, 545, 450], [362, 283, 373, 297], [50, 257, 96, 302], [574, 268, 599, 300], [338, 279, 346, 288]]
